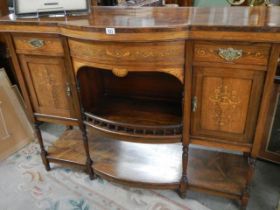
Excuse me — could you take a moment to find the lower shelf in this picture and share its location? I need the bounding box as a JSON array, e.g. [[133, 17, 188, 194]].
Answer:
[[47, 129, 248, 198]]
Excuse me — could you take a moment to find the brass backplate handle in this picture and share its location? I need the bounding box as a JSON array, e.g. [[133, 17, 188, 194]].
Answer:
[[27, 39, 45, 48], [218, 48, 243, 62]]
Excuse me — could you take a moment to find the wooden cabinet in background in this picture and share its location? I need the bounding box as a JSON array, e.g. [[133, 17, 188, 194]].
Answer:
[[258, 68, 280, 163], [0, 0, 8, 17]]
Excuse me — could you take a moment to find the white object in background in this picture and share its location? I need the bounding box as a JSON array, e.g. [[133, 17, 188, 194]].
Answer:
[[14, 0, 89, 15], [106, 28, 116, 35]]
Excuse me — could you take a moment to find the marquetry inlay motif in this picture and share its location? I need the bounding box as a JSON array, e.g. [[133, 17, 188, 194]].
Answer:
[[0, 101, 9, 140], [209, 84, 241, 127], [195, 47, 266, 59], [105, 49, 131, 58], [69, 40, 185, 67], [73, 46, 183, 60]]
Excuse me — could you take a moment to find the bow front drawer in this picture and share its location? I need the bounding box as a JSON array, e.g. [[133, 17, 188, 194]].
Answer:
[[68, 39, 185, 68], [194, 42, 270, 66], [13, 35, 64, 56]]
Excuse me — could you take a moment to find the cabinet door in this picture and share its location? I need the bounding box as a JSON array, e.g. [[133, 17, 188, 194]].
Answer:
[[19, 55, 73, 118], [191, 67, 264, 144]]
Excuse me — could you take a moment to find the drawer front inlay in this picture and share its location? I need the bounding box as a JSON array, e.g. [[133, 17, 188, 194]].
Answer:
[[194, 42, 270, 66], [69, 39, 185, 68]]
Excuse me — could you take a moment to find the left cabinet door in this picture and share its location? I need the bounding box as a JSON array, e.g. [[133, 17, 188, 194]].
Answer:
[[19, 55, 73, 118]]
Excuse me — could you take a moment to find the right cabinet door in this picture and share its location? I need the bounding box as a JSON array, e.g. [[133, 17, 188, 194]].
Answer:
[[191, 67, 265, 144]]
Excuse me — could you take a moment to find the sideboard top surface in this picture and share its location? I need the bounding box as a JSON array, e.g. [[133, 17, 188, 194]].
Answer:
[[1, 7, 280, 41], [1, 7, 280, 30]]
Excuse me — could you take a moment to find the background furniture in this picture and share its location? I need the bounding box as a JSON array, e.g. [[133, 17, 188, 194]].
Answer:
[[0, 69, 33, 160], [91, 0, 192, 7], [0, 6, 280, 210], [0, 0, 8, 16], [0, 0, 17, 85], [258, 65, 280, 163]]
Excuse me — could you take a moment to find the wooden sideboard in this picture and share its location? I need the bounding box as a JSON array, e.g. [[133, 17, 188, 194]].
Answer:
[[1, 6, 280, 210]]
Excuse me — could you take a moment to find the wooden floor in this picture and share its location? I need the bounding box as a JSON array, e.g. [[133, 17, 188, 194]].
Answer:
[[48, 129, 248, 196]]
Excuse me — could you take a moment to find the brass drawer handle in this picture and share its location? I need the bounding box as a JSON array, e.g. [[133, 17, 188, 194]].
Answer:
[[218, 48, 243, 62], [27, 39, 45, 48]]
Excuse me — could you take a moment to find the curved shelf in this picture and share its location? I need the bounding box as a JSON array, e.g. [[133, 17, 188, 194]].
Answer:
[[83, 96, 182, 141], [84, 112, 182, 139]]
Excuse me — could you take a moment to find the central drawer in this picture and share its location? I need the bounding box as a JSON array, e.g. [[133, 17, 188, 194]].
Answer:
[[68, 39, 185, 69]]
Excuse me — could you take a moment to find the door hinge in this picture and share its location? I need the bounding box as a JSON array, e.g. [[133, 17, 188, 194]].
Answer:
[[76, 80, 81, 93], [192, 96, 197, 112], [66, 83, 71, 97]]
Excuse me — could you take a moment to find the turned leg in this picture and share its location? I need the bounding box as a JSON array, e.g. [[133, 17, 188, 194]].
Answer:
[[178, 145, 189, 198], [80, 123, 96, 180], [241, 156, 256, 210], [34, 122, 50, 171]]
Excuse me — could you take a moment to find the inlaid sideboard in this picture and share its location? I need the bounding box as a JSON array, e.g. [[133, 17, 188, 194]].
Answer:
[[1, 6, 280, 210]]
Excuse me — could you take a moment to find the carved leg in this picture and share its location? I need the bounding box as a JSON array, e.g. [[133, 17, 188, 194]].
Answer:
[[80, 123, 96, 180], [34, 122, 50, 171], [178, 145, 189, 198], [241, 157, 256, 210]]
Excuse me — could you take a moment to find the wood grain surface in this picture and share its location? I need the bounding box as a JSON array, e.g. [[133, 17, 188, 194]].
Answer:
[[0, 7, 280, 42], [48, 129, 248, 197]]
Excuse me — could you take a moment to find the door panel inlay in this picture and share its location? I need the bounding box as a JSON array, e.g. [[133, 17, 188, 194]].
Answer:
[[201, 77, 251, 134]]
